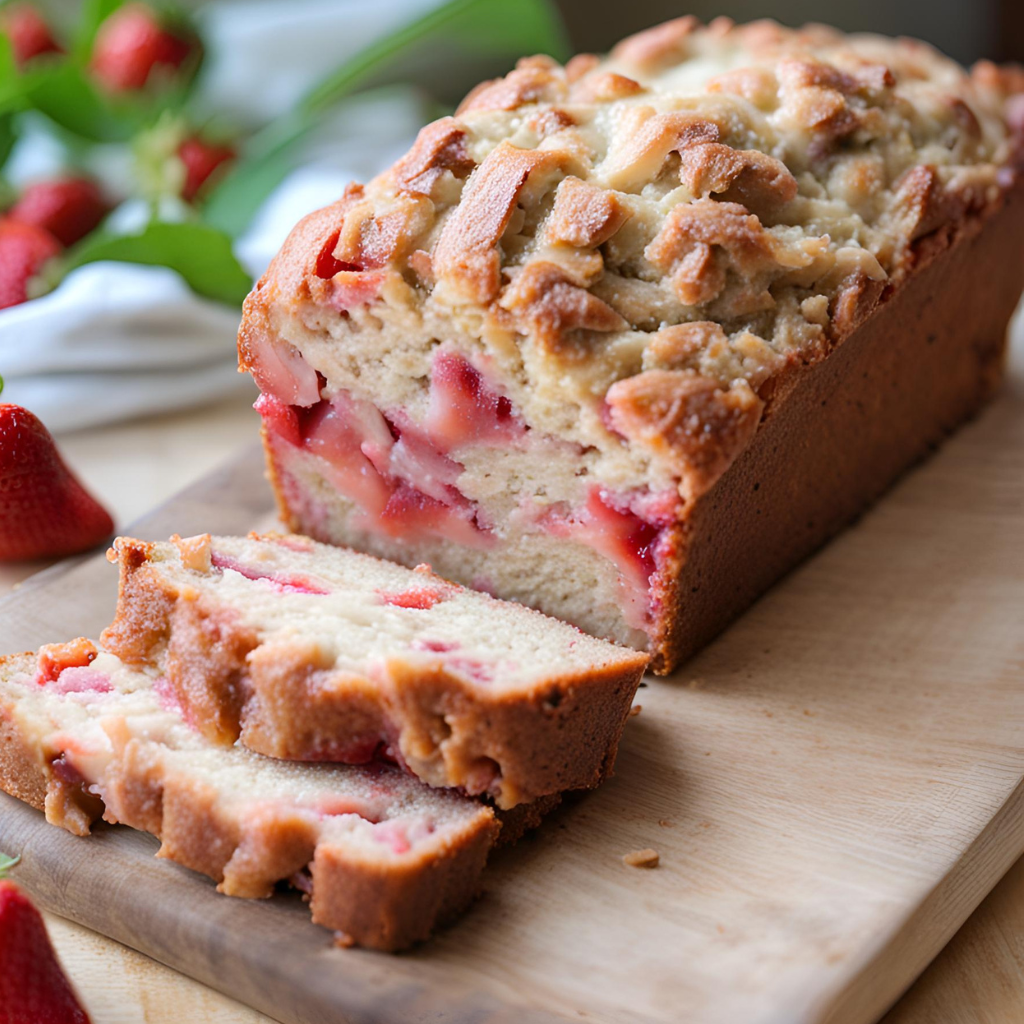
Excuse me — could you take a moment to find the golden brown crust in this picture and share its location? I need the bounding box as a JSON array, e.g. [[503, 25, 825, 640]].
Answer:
[[602, 109, 721, 192], [492, 792, 562, 847], [642, 321, 728, 368], [606, 371, 764, 499], [647, 175, 1024, 670], [432, 143, 579, 304], [241, 18, 1019, 429], [545, 176, 631, 248], [379, 656, 639, 808], [101, 538, 173, 661], [570, 71, 645, 103], [241, 639, 386, 762], [676, 143, 798, 218], [455, 56, 565, 116], [0, 665, 105, 836], [610, 15, 700, 73], [98, 727, 499, 952], [239, 20, 1020, 497], [237, 188, 368, 376], [564, 52, 600, 83], [332, 193, 431, 272], [164, 594, 257, 745], [830, 270, 887, 335], [894, 165, 973, 243], [706, 66, 779, 106], [310, 817, 497, 949], [391, 116, 475, 197], [644, 199, 811, 308], [499, 261, 627, 354], [0, 698, 47, 814]]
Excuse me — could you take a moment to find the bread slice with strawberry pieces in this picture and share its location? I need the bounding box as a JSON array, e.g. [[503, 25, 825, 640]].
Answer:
[[101, 532, 648, 809], [0, 642, 499, 950]]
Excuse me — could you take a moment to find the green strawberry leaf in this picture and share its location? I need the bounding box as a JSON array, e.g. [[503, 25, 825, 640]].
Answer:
[[20, 63, 141, 143], [0, 853, 20, 877], [0, 34, 24, 109], [202, 0, 569, 237], [61, 220, 252, 306], [73, 0, 126, 61], [0, 112, 17, 170]]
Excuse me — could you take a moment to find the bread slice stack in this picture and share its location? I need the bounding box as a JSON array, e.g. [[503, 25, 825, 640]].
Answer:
[[0, 533, 647, 949], [0, 644, 497, 949], [102, 532, 647, 809]]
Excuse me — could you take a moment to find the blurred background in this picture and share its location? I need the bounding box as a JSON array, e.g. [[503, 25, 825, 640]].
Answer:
[[33, 0, 1024, 66], [555, 0, 1022, 65]]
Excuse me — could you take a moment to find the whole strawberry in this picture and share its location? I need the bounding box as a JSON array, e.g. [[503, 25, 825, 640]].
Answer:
[[0, 855, 91, 1024], [0, 405, 114, 562], [0, 3, 63, 68], [9, 178, 110, 248], [0, 219, 60, 310], [90, 3, 197, 93], [178, 136, 235, 202]]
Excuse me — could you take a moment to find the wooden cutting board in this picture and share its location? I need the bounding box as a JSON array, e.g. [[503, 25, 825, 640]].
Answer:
[[1, 339, 1023, 1024]]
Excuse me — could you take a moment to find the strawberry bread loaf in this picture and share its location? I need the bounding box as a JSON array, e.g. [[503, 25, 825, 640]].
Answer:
[[0, 641, 498, 950], [101, 532, 647, 809], [239, 17, 1024, 671]]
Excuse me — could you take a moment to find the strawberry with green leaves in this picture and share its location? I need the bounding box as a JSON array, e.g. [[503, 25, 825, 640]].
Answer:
[[0, 854, 92, 1024], [9, 178, 110, 248], [0, 219, 61, 310], [0, 3, 63, 68], [90, 3, 198, 93], [178, 136, 236, 203], [0, 402, 114, 561]]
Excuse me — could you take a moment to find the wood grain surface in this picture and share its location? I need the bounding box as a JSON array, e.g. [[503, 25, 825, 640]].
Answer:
[[1, 343, 1023, 1023], [45, 915, 272, 1024]]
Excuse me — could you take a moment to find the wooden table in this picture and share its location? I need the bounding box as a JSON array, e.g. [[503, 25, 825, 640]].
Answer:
[[1, 394, 1021, 1024]]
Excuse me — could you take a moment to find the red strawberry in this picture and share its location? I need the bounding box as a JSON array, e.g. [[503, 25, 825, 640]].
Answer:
[[0, 857, 91, 1024], [0, 219, 60, 310], [90, 3, 195, 93], [178, 136, 236, 202], [0, 3, 63, 67], [9, 178, 110, 248], [0, 405, 114, 562]]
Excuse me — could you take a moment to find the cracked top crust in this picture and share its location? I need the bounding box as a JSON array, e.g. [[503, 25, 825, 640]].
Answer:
[[242, 17, 1024, 499]]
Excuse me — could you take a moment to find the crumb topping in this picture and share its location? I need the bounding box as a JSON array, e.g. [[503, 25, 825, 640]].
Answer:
[[247, 17, 1023, 497]]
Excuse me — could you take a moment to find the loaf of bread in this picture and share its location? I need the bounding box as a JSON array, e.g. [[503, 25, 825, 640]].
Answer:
[[0, 641, 500, 950], [100, 531, 647, 809], [239, 17, 1024, 672]]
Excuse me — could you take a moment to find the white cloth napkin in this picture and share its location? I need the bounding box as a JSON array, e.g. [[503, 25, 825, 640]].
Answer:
[[0, 0, 440, 432]]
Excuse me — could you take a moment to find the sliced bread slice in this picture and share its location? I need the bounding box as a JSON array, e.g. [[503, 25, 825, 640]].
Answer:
[[102, 532, 648, 809], [0, 642, 498, 950]]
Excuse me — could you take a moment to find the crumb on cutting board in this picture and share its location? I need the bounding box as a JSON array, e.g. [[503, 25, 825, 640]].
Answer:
[[628, 704, 642, 716], [623, 848, 660, 869]]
